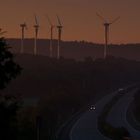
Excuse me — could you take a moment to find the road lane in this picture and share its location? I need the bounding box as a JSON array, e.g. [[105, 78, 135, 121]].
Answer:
[[57, 84, 136, 140], [70, 90, 120, 140], [106, 88, 140, 139]]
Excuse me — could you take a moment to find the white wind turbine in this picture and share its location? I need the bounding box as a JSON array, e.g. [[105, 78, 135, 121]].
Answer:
[[20, 22, 27, 53], [45, 15, 55, 58], [96, 12, 120, 58], [33, 15, 39, 55], [56, 15, 63, 59]]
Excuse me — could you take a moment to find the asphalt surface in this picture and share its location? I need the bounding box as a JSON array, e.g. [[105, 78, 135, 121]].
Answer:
[[106, 88, 140, 139], [57, 84, 137, 140], [70, 90, 120, 140]]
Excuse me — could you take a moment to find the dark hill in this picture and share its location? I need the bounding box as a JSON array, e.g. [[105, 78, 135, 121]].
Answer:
[[7, 38, 140, 61], [2, 54, 140, 100]]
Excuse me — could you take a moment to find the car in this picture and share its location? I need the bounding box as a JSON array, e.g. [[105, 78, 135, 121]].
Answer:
[[90, 105, 96, 110], [118, 88, 125, 95]]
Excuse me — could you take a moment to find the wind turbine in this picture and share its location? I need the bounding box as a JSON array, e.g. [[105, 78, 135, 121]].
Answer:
[[56, 15, 63, 59], [20, 22, 27, 54], [45, 15, 55, 58], [33, 15, 39, 55], [96, 12, 120, 58]]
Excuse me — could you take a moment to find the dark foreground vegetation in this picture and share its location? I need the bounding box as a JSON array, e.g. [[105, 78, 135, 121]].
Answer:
[[0, 36, 21, 140], [132, 89, 140, 124], [1, 38, 140, 139]]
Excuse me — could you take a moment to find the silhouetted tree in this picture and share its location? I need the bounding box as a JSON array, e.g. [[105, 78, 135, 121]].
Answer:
[[0, 34, 21, 140], [0, 36, 21, 89], [0, 95, 19, 140]]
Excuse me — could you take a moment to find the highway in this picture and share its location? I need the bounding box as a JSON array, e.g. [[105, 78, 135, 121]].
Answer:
[[57, 85, 137, 140], [106, 88, 140, 139], [70, 90, 120, 140]]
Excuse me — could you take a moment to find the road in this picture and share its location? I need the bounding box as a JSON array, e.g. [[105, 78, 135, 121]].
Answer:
[[106, 88, 140, 139], [57, 85, 136, 140], [70, 90, 120, 140]]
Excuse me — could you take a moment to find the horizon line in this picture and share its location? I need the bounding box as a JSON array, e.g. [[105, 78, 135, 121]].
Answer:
[[5, 37, 140, 45]]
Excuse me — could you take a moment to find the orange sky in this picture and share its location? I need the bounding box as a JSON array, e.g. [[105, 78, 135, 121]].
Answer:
[[1, 0, 140, 43]]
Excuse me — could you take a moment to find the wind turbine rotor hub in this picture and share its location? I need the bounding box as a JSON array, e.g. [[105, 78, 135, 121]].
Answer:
[[104, 23, 110, 26], [57, 25, 63, 28], [20, 24, 26, 27], [34, 25, 39, 28]]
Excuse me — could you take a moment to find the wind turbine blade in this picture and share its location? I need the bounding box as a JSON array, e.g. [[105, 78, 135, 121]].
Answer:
[[34, 14, 39, 25], [56, 15, 62, 26], [45, 15, 52, 26], [96, 12, 107, 22], [110, 16, 120, 24]]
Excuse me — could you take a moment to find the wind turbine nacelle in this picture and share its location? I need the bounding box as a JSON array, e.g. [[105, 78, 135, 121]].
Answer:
[[57, 25, 63, 29], [34, 25, 39, 28], [20, 24, 26, 27], [104, 23, 110, 26]]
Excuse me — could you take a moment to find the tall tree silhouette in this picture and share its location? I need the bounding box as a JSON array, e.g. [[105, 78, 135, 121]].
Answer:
[[0, 32, 21, 140], [0, 95, 19, 140], [0, 35, 21, 89]]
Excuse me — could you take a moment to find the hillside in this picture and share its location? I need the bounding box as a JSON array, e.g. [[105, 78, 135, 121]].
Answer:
[[3, 54, 140, 100], [7, 38, 140, 61], [2, 54, 140, 139]]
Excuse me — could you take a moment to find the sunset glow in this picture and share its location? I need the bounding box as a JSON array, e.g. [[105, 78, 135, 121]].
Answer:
[[1, 0, 140, 43]]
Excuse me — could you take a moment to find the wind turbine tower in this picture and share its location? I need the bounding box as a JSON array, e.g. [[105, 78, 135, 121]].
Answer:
[[56, 15, 63, 59], [46, 15, 55, 58], [96, 13, 120, 58], [33, 15, 39, 55], [20, 22, 27, 54]]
